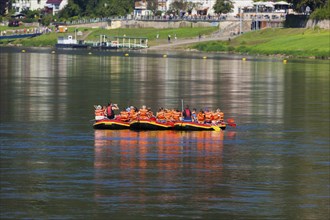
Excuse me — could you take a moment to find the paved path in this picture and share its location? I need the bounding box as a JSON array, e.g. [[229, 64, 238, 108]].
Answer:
[[147, 35, 234, 50]]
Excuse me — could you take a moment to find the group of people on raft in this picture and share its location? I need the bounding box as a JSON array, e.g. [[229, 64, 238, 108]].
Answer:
[[94, 102, 225, 125]]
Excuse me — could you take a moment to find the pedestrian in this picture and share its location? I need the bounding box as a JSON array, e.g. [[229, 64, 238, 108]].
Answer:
[[168, 34, 171, 43]]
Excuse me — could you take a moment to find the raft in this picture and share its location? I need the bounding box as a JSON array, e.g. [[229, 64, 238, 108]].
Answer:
[[173, 121, 226, 131], [93, 119, 130, 129], [129, 119, 174, 130]]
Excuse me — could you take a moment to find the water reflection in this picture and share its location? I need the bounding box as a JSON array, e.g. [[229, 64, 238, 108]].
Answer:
[[94, 130, 227, 205], [1, 49, 329, 129]]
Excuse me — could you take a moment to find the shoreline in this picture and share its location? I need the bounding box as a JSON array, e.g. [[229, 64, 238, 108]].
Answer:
[[1, 45, 328, 62], [1, 27, 329, 60]]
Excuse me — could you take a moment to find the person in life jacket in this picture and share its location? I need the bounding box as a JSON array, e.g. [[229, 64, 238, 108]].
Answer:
[[172, 109, 182, 121], [129, 106, 138, 120], [106, 102, 119, 119], [119, 108, 130, 122], [147, 107, 155, 120], [138, 105, 149, 120], [212, 108, 224, 124], [94, 105, 105, 120], [204, 109, 213, 124], [197, 109, 205, 124], [156, 107, 166, 122], [164, 109, 172, 121], [182, 105, 192, 121]]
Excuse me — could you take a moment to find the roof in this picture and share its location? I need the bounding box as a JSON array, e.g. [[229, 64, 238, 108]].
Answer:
[[46, 0, 62, 4]]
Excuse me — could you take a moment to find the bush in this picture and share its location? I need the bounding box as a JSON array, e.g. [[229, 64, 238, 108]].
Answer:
[[310, 7, 330, 20]]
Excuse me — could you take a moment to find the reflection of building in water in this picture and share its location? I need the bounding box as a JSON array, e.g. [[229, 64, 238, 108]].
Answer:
[[93, 130, 225, 203], [225, 59, 285, 123], [5, 52, 68, 121]]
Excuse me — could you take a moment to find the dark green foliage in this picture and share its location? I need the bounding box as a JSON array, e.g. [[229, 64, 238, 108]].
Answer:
[[59, 0, 134, 18], [287, 0, 328, 12], [213, 0, 234, 14], [310, 3, 330, 20]]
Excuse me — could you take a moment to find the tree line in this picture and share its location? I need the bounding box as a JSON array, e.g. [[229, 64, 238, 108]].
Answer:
[[1, 0, 329, 21]]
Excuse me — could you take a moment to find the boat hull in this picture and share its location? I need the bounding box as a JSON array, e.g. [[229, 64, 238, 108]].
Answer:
[[93, 119, 130, 129], [130, 120, 174, 130], [173, 122, 226, 131]]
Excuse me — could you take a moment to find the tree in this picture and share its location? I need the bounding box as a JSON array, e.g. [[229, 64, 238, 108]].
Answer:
[[59, 0, 134, 18], [147, 0, 159, 15], [0, 0, 10, 16], [287, 0, 328, 12], [169, 0, 201, 15], [58, 0, 81, 19], [213, 0, 234, 15]]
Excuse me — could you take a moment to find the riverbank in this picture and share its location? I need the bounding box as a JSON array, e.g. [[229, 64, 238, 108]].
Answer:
[[0, 26, 329, 59], [190, 28, 329, 59]]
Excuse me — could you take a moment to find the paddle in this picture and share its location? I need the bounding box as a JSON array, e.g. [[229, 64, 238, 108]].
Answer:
[[211, 125, 221, 131], [227, 118, 236, 127]]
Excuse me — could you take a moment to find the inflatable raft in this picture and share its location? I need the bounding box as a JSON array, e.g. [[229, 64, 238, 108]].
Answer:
[[173, 121, 226, 131], [93, 119, 130, 130], [129, 119, 174, 130]]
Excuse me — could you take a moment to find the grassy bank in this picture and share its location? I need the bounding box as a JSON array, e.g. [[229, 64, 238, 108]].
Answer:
[[1, 25, 329, 58], [0, 26, 217, 47], [191, 28, 330, 58]]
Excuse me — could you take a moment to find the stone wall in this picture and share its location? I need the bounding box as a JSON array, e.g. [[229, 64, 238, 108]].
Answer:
[[305, 19, 330, 29], [109, 20, 218, 29]]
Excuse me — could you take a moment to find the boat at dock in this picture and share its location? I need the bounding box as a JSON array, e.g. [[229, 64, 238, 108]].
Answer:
[[56, 34, 148, 50]]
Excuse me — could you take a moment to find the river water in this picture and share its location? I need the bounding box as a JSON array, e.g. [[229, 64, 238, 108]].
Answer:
[[0, 47, 329, 219]]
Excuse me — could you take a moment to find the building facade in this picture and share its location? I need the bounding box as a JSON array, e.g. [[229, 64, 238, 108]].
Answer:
[[11, 0, 68, 15]]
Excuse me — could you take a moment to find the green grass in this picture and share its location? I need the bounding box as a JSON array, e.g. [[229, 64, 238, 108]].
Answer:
[[0, 26, 217, 47], [1, 25, 329, 58], [84, 27, 217, 46], [192, 28, 330, 58]]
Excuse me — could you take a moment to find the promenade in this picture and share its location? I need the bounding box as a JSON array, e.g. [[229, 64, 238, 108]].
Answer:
[[148, 35, 235, 50]]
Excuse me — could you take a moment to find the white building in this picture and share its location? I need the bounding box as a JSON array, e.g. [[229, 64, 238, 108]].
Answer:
[[162, 0, 253, 16], [45, 0, 68, 15], [12, 0, 48, 12], [11, 0, 68, 15]]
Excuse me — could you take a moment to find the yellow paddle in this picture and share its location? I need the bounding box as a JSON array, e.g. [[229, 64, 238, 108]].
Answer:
[[211, 125, 221, 131]]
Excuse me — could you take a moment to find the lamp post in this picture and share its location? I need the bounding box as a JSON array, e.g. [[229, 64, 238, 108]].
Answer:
[[239, 7, 242, 34], [255, 4, 258, 30]]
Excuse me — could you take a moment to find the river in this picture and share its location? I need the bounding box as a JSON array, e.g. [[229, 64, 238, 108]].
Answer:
[[0, 47, 329, 219]]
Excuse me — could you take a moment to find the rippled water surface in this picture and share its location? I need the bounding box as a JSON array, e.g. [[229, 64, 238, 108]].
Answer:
[[0, 47, 329, 219]]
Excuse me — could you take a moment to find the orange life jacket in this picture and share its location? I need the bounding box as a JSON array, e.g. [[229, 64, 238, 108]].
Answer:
[[129, 109, 137, 120], [197, 112, 205, 122], [164, 111, 172, 121], [120, 111, 130, 121], [213, 113, 220, 121], [95, 109, 105, 120], [139, 109, 149, 119], [172, 111, 181, 121], [95, 109, 104, 116], [219, 112, 224, 121], [156, 111, 165, 120], [205, 112, 213, 122]]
